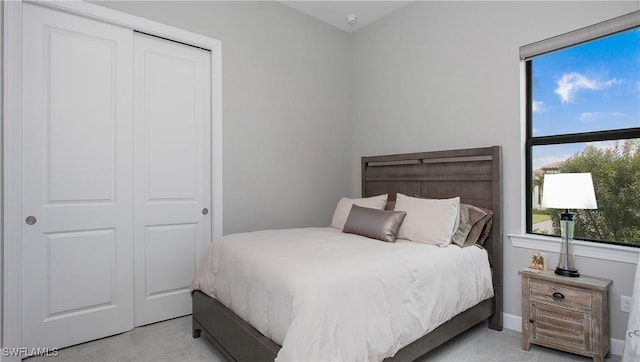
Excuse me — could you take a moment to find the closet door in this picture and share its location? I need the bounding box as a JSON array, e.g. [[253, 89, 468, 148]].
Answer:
[[133, 33, 212, 326], [21, 3, 134, 349]]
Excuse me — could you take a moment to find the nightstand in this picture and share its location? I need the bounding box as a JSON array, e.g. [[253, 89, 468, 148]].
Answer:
[[519, 269, 612, 362]]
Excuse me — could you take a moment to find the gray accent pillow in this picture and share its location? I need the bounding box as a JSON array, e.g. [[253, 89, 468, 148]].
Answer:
[[451, 204, 487, 247], [342, 204, 407, 243], [452, 204, 493, 247], [474, 209, 494, 246]]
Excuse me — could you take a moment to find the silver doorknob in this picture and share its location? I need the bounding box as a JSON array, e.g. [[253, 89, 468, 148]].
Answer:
[[202, 208, 209, 215], [26, 216, 37, 225]]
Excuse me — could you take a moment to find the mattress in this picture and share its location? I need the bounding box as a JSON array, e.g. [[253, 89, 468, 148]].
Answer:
[[191, 227, 494, 361]]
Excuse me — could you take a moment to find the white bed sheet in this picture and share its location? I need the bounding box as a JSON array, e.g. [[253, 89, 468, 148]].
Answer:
[[191, 227, 494, 361]]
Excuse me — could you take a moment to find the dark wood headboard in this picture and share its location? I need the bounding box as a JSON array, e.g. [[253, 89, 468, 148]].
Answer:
[[362, 146, 502, 329]]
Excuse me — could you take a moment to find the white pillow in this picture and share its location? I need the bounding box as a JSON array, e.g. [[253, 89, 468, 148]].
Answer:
[[330, 194, 388, 229], [394, 193, 460, 247]]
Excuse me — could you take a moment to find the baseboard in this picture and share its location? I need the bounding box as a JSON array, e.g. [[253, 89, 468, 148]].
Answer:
[[503, 312, 522, 332], [611, 338, 625, 357], [502, 313, 624, 356]]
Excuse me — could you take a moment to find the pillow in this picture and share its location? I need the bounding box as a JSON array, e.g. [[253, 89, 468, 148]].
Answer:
[[394, 193, 460, 247], [407, 194, 461, 238], [452, 204, 489, 247], [342, 205, 407, 243], [471, 209, 493, 246], [330, 194, 388, 229]]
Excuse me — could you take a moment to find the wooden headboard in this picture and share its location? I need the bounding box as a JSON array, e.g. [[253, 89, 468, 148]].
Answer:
[[362, 146, 502, 329]]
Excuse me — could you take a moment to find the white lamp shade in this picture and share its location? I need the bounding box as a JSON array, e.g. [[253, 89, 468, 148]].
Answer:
[[541, 173, 598, 210]]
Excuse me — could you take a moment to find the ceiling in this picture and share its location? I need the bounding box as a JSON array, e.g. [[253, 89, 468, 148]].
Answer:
[[280, 1, 413, 33]]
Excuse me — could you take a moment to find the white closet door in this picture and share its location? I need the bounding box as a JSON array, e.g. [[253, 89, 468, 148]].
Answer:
[[133, 33, 212, 326], [21, 3, 134, 349]]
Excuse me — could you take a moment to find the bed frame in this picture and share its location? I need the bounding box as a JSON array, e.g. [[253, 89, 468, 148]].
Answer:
[[192, 145, 503, 362]]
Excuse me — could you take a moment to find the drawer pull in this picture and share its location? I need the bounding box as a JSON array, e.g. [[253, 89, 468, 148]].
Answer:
[[552, 292, 565, 301]]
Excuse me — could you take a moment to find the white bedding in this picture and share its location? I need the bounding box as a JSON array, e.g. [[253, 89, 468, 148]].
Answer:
[[191, 227, 494, 361]]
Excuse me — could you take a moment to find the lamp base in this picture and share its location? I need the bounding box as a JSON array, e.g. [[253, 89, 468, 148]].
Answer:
[[555, 266, 580, 278]]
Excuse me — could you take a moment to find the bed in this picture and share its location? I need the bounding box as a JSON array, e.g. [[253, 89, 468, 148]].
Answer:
[[191, 145, 503, 361]]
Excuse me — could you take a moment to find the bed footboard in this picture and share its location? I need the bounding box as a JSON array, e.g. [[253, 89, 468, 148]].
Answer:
[[193, 290, 497, 362], [192, 290, 279, 362]]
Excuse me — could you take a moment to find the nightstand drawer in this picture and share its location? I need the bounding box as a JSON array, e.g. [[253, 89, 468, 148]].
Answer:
[[530, 279, 592, 311]]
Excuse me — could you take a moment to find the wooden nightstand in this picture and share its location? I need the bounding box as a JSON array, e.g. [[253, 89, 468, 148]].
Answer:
[[519, 269, 612, 362]]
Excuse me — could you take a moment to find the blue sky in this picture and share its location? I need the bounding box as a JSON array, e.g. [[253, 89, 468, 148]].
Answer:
[[531, 28, 640, 170]]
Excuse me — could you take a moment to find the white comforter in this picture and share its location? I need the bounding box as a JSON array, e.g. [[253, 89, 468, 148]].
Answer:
[[191, 227, 493, 361]]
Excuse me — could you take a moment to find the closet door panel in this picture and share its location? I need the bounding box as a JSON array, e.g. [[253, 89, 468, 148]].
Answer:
[[133, 32, 212, 326], [21, 3, 134, 350], [145, 224, 197, 294]]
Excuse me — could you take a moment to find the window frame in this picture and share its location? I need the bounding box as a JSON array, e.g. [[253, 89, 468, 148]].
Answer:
[[523, 11, 640, 247]]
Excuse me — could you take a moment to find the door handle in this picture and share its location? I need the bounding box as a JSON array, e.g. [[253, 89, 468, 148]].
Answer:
[[25, 216, 37, 225], [202, 208, 209, 215]]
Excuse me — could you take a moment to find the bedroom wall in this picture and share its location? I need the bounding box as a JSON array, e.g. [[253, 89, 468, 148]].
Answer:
[[350, 0, 639, 344], [93, 0, 353, 234]]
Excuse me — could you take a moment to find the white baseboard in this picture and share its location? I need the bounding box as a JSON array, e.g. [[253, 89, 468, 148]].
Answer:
[[611, 339, 625, 357], [503, 312, 522, 332], [502, 313, 624, 356]]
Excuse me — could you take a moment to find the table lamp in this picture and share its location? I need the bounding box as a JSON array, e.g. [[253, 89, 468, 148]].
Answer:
[[541, 173, 597, 277]]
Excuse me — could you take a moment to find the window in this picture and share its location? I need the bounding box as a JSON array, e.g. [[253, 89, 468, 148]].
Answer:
[[522, 12, 640, 247]]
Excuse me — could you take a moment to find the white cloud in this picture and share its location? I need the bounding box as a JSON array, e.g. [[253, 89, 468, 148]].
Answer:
[[579, 111, 626, 122], [532, 100, 543, 113], [579, 112, 596, 121], [554, 73, 616, 104]]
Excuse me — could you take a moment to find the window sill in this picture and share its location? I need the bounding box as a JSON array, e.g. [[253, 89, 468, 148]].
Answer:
[[508, 233, 640, 264]]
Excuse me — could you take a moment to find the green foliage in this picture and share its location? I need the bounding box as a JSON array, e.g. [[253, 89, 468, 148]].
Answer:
[[532, 170, 545, 206], [532, 213, 551, 224], [533, 208, 554, 216], [551, 140, 640, 245]]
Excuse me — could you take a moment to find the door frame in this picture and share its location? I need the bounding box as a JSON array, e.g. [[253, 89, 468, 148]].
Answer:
[[2, 0, 223, 357]]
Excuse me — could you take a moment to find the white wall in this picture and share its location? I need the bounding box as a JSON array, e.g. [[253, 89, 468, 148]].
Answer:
[[95, 1, 353, 234], [350, 1, 639, 342]]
